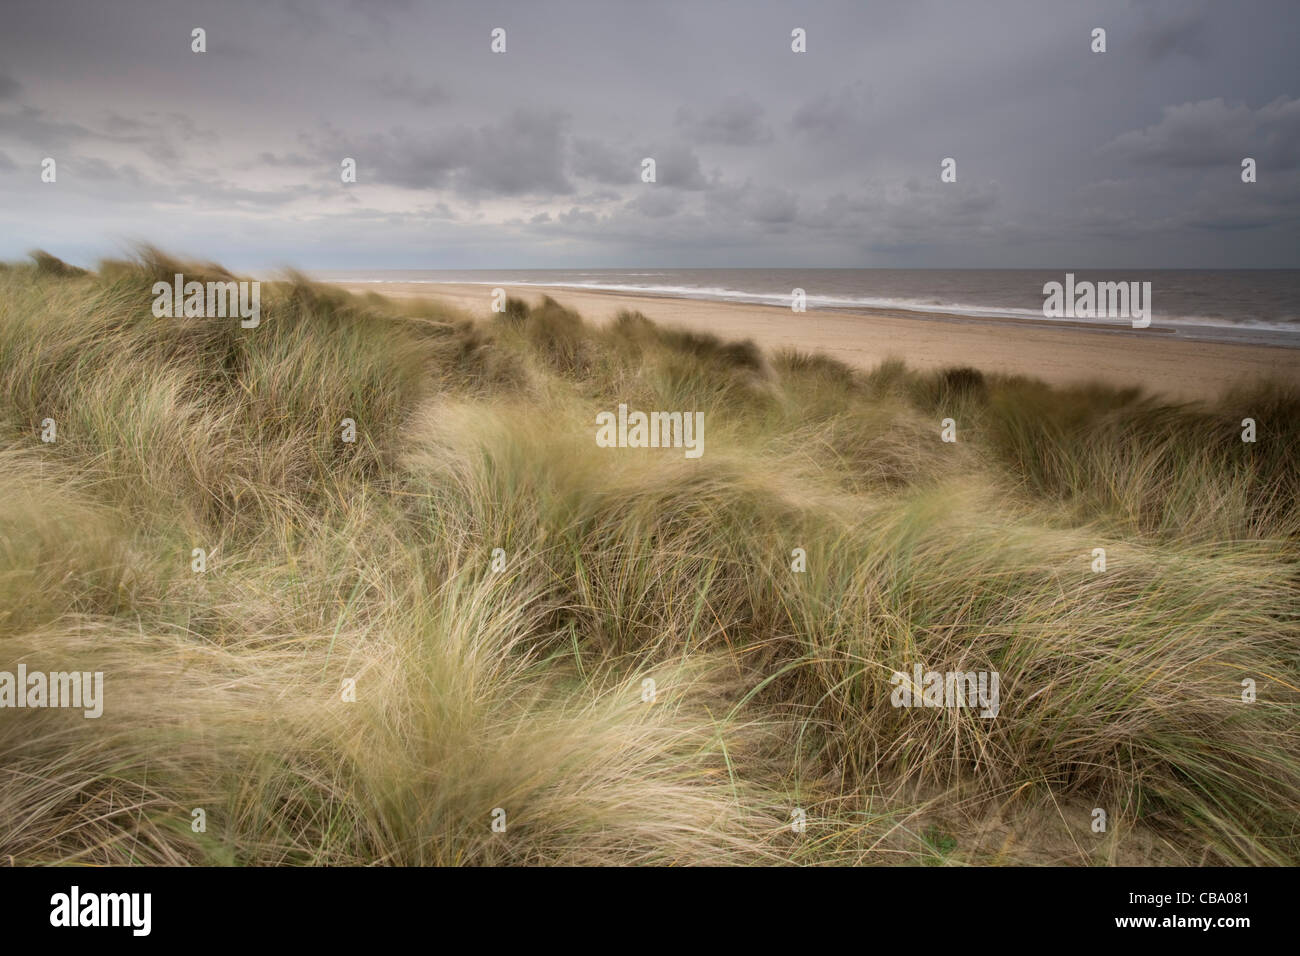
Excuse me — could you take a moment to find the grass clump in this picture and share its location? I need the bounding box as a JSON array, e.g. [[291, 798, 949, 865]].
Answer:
[[1, 258, 1297, 866]]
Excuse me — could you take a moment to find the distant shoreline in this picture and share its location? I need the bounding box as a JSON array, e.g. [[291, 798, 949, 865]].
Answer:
[[319, 277, 1300, 350], [328, 280, 1300, 402]]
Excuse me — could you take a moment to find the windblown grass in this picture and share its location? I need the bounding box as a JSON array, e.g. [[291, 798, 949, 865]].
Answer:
[[1, 251, 1297, 865]]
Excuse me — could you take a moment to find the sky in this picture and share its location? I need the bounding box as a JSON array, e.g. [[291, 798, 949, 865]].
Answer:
[[0, 0, 1297, 270]]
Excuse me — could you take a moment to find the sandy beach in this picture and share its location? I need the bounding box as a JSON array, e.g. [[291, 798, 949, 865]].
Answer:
[[333, 282, 1300, 402]]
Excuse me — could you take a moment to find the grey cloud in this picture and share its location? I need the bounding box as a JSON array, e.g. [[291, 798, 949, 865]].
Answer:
[[558, 207, 598, 225], [704, 181, 797, 225], [675, 95, 772, 146], [0, 0, 1296, 268], [1104, 97, 1300, 170], [626, 190, 682, 218], [69, 158, 319, 208], [329, 109, 574, 196], [652, 143, 710, 190], [0, 106, 94, 150], [1181, 173, 1300, 232], [790, 84, 870, 135], [187, 181, 323, 208], [1136, 7, 1210, 60], [259, 151, 321, 167], [462, 110, 573, 195], [571, 137, 631, 185], [808, 178, 1004, 244], [73, 157, 148, 185], [375, 73, 446, 108], [0, 102, 210, 173], [747, 187, 797, 224], [103, 113, 146, 134], [575, 188, 622, 204]]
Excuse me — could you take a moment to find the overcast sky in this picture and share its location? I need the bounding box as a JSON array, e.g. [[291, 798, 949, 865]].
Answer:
[[0, 0, 1297, 270]]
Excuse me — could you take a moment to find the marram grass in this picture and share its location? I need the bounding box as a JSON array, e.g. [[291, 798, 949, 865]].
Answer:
[[0, 251, 1297, 865]]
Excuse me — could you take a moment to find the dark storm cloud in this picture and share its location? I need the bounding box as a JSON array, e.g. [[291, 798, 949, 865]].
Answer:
[[0, 0, 1297, 268]]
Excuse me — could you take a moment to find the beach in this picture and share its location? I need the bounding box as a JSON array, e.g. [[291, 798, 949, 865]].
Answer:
[[9, 0, 1300, 884], [332, 281, 1300, 402]]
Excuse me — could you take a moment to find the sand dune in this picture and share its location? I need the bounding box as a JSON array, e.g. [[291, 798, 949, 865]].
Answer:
[[333, 281, 1300, 402], [7, 256, 1299, 867]]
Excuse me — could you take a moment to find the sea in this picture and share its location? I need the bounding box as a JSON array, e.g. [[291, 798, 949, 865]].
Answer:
[[308, 269, 1300, 348]]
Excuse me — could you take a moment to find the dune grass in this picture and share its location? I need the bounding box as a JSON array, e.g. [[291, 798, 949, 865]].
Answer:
[[1, 250, 1297, 865]]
